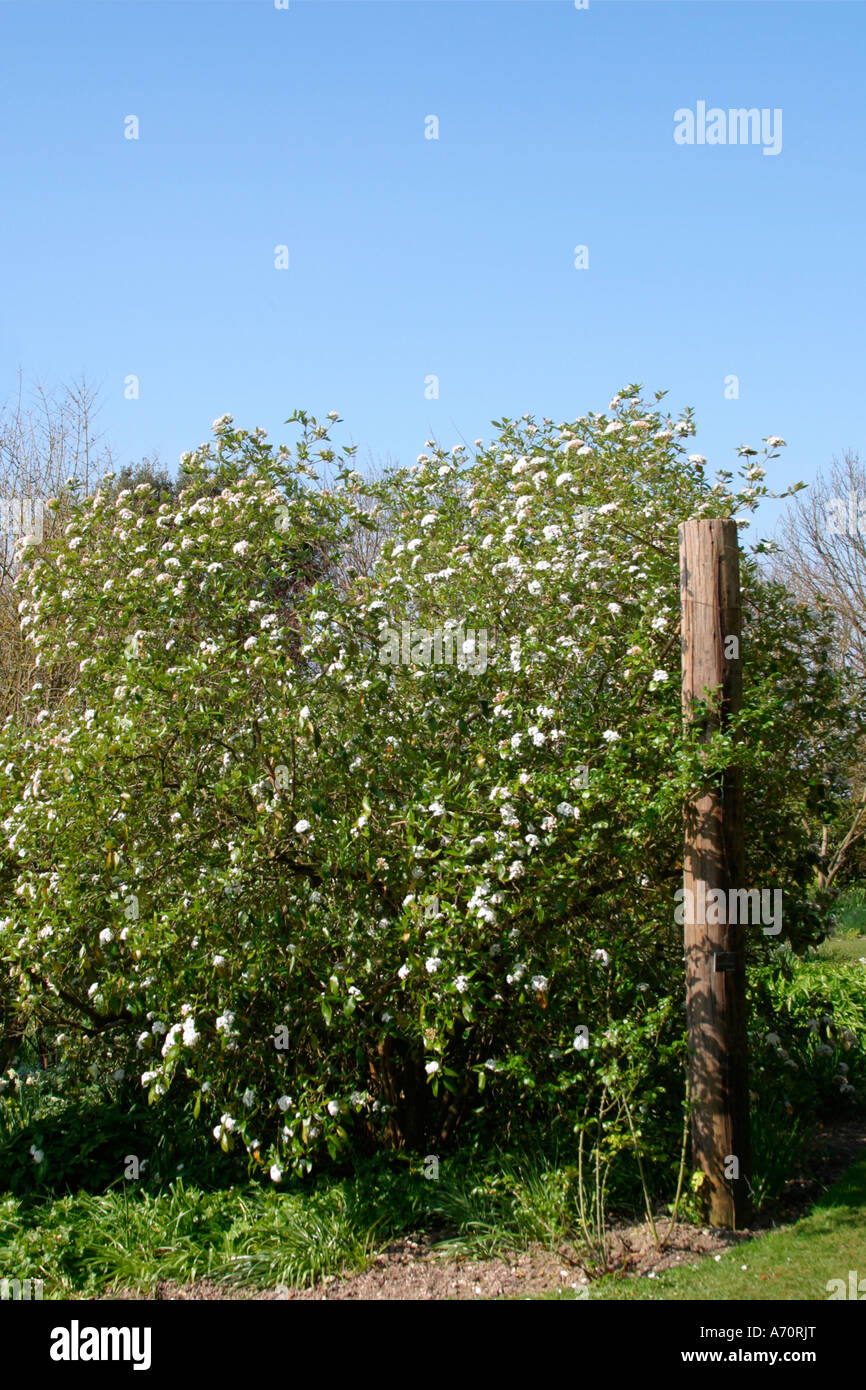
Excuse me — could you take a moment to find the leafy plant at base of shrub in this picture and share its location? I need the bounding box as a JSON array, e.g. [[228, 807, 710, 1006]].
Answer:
[[0, 1042, 237, 1196], [749, 949, 865, 1130], [748, 1099, 813, 1213]]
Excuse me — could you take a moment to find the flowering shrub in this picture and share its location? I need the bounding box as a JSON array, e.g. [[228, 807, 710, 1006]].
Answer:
[[0, 390, 855, 1180]]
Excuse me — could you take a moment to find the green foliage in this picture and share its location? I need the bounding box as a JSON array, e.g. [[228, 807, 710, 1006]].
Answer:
[[0, 1181, 375, 1296], [0, 391, 855, 1187], [0, 1045, 236, 1196], [749, 1100, 812, 1212], [0, 1146, 650, 1297], [749, 948, 865, 1132]]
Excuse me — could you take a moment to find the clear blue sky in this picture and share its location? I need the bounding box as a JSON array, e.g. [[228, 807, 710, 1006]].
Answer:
[[1, 0, 863, 538]]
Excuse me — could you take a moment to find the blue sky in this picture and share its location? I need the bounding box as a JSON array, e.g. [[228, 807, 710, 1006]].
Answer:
[[1, 0, 863, 539]]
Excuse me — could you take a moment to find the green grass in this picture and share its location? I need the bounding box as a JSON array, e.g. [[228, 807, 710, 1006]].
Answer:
[[819, 934, 866, 964], [820, 883, 866, 961], [830, 883, 866, 937], [0, 1180, 382, 1297], [584, 1154, 866, 1301]]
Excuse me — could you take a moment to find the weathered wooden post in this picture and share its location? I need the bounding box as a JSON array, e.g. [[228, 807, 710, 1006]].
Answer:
[[679, 517, 752, 1228]]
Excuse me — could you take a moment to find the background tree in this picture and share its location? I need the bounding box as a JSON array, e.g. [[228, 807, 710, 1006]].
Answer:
[[0, 375, 115, 724], [771, 451, 866, 887], [0, 376, 134, 1069]]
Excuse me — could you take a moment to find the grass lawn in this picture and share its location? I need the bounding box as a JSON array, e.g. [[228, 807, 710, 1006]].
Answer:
[[822, 884, 866, 961], [819, 934, 866, 964]]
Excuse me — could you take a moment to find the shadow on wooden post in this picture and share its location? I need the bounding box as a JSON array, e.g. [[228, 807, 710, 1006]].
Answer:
[[679, 517, 753, 1229]]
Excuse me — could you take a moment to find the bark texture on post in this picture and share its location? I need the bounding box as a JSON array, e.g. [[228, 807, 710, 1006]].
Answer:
[[679, 517, 752, 1229]]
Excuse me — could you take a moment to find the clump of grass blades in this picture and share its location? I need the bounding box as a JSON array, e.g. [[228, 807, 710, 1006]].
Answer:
[[748, 1102, 813, 1213], [214, 1194, 378, 1289], [0, 1182, 382, 1297], [419, 1154, 577, 1258]]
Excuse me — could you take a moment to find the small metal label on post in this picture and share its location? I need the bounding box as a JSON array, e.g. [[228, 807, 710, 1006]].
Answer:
[[713, 951, 737, 973]]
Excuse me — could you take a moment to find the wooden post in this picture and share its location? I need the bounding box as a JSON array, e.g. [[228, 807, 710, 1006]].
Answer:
[[679, 517, 752, 1229]]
